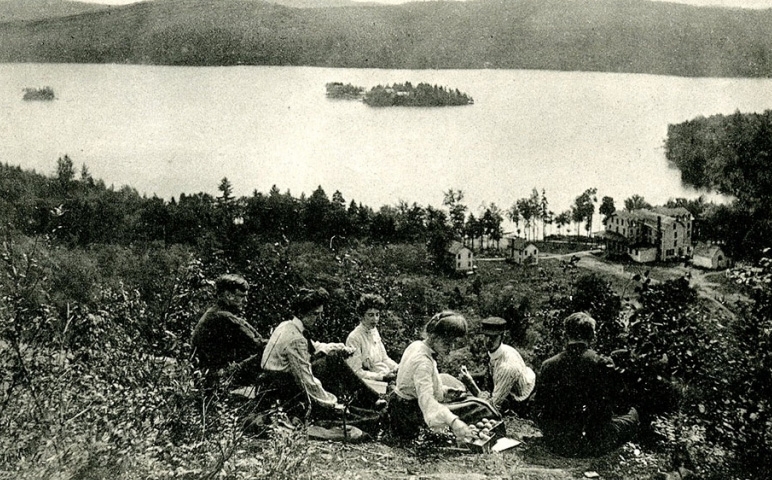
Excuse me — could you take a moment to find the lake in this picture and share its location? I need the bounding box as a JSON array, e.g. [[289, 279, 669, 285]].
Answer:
[[2, 63, 771, 217]]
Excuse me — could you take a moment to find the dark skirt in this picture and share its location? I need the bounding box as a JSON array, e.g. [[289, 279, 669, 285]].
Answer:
[[387, 391, 501, 439], [260, 355, 382, 414], [311, 355, 381, 409]]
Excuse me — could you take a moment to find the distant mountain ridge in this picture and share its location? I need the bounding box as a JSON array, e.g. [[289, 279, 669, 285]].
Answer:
[[0, 0, 108, 23], [0, 0, 770, 77], [266, 0, 369, 7]]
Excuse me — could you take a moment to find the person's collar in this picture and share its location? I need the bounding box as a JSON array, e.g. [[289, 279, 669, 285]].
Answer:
[[488, 343, 505, 359], [359, 322, 375, 333], [566, 341, 589, 352], [420, 340, 438, 359], [291, 316, 305, 334]]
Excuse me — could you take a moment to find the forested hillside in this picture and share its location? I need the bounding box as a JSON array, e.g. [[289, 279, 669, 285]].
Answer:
[[665, 110, 772, 257], [0, 0, 107, 23], [0, 0, 770, 77]]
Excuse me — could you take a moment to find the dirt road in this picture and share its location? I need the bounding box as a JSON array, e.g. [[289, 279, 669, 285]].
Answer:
[[540, 250, 744, 318]]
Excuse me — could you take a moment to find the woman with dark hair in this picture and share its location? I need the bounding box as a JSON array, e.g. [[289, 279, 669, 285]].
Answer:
[[261, 287, 345, 413], [346, 294, 399, 391], [388, 311, 500, 441], [261, 287, 381, 417]]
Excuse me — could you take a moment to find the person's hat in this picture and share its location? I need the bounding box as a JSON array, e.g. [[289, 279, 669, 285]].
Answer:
[[480, 316, 507, 335]]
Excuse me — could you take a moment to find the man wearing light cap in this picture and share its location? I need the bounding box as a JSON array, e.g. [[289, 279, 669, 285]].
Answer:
[[460, 316, 536, 413]]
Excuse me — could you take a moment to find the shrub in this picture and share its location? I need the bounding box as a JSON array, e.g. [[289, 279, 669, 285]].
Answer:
[[479, 285, 532, 346], [532, 273, 621, 362], [0, 234, 272, 479], [569, 273, 624, 353]]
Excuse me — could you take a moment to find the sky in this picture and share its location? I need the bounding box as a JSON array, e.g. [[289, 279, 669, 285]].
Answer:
[[75, 0, 772, 9]]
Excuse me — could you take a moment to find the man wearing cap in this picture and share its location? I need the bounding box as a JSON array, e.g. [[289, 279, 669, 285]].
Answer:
[[535, 312, 639, 457], [459, 316, 536, 413]]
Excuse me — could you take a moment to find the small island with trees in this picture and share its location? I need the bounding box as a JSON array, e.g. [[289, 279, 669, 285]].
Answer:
[[325, 82, 365, 99], [22, 86, 55, 101], [326, 81, 473, 107], [364, 82, 472, 107]]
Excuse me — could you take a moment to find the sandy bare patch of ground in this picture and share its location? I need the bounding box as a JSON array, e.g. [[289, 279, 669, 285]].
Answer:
[[241, 414, 664, 480]]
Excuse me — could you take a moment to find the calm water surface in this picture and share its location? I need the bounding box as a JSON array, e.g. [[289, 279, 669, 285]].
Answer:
[[2, 64, 771, 213]]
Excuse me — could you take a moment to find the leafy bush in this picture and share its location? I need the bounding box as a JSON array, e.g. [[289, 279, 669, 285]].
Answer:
[[0, 234, 282, 479], [614, 277, 703, 419], [479, 285, 532, 346], [532, 273, 622, 362]]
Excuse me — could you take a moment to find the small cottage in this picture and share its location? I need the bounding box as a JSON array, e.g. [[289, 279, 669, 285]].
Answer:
[[628, 245, 658, 263], [507, 237, 539, 265], [447, 241, 475, 273], [692, 243, 730, 270]]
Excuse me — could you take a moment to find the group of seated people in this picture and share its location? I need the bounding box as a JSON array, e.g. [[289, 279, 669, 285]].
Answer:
[[191, 274, 639, 457]]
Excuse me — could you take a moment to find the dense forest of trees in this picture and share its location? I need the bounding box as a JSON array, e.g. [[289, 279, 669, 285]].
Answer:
[[0, 158, 488, 270], [0, 0, 770, 77], [5, 154, 759, 264]]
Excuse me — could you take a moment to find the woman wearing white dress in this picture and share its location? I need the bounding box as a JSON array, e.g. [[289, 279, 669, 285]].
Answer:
[[345, 294, 399, 393], [388, 311, 500, 441]]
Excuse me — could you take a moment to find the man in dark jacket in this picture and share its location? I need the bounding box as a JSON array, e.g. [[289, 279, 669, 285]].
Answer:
[[191, 274, 266, 388], [535, 312, 639, 457]]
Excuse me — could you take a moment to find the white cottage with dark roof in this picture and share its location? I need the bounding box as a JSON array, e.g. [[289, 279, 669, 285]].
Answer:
[[506, 237, 539, 265], [447, 241, 475, 272], [692, 242, 730, 270]]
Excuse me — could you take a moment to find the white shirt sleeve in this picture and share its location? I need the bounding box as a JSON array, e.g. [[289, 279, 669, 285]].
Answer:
[[286, 338, 338, 407], [413, 357, 457, 430], [490, 362, 519, 408], [377, 335, 399, 372]]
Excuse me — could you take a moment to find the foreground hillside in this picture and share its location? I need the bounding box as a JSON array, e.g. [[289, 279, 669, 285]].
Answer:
[[0, 0, 770, 77]]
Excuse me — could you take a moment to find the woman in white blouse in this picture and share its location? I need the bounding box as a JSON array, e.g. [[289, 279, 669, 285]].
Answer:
[[387, 311, 482, 441], [346, 294, 399, 388]]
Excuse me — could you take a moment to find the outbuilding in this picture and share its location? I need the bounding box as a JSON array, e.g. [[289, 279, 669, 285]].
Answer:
[[628, 245, 658, 263], [692, 243, 730, 270], [507, 237, 539, 265]]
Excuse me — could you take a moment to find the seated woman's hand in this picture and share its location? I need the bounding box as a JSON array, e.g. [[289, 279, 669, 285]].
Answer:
[[328, 346, 356, 359], [444, 387, 468, 401], [450, 418, 473, 442]]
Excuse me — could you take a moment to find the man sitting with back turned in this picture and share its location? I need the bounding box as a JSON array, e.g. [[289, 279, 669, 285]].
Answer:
[[535, 312, 639, 457], [191, 274, 266, 389]]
